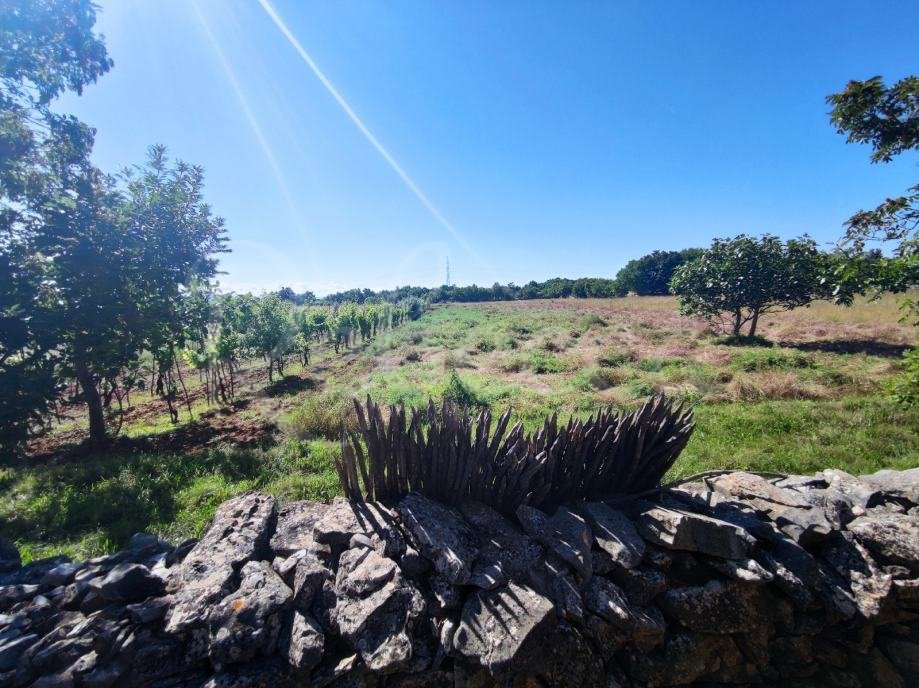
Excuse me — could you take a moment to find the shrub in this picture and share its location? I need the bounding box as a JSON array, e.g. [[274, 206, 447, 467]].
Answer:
[[887, 347, 919, 407], [573, 366, 624, 391], [731, 349, 814, 372], [529, 351, 568, 374], [580, 314, 608, 330], [474, 337, 496, 353], [626, 379, 655, 398], [598, 348, 633, 367], [443, 371, 482, 408], [282, 391, 354, 440], [403, 349, 422, 363]]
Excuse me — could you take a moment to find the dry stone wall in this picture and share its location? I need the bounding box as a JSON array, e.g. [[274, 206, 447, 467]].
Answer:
[[1, 468, 918, 687]]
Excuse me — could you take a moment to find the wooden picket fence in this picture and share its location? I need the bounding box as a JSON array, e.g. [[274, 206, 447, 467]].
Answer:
[[335, 394, 694, 514]]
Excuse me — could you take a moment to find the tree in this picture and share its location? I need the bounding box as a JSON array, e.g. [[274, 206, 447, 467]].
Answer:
[[248, 294, 295, 381], [670, 235, 829, 338], [0, 0, 112, 449], [827, 76, 919, 316], [614, 248, 704, 296]]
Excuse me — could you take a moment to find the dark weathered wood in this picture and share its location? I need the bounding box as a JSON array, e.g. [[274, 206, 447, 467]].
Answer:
[[339, 394, 694, 514]]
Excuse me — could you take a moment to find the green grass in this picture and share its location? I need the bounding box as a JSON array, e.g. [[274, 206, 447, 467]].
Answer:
[[1, 438, 341, 563], [11, 296, 917, 562]]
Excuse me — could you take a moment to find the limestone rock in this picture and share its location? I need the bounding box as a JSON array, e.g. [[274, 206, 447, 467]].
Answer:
[[516, 505, 593, 581], [821, 531, 893, 619], [636, 504, 756, 560], [579, 502, 645, 569], [314, 497, 404, 559], [658, 580, 767, 634], [583, 576, 665, 646], [453, 581, 555, 680], [167, 492, 277, 632], [208, 560, 293, 668], [848, 511, 919, 572], [399, 494, 478, 586], [333, 547, 425, 673], [859, 468, 919, 505], [270, 501, 331, 557], [459, 501, 542, 587], [91, 563, 165, 602], [702, 556, 774, 583], [625, 631, 744, 687], [282, 610, 324, 671]]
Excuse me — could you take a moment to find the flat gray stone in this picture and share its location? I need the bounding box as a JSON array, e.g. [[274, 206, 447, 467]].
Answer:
[[516, 505, 593, 581], [166, 492, 277, 633], [860, 468, 919, 505], [270, 501, 330, 557], [333, 547, 425, 673], [579, 502, 645, 569], [637, 504, 756, 560], [314, 498, 404, 559], [282, 610, 324, 671], [91, 563, 165, 602], [658, 580, 767, 634], [848, 511, 919, 572], [460, 501, 542, 588], [453, 581, 555, 679], [398, 494, 479, 586], [207, 560, 293, 669]]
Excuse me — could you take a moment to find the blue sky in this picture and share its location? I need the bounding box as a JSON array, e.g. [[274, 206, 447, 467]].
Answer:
[[59, 1, 918, 295]]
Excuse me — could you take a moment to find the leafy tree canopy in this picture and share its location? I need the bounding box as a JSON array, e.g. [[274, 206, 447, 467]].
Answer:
[[670, 234, 829, 338], [613, 248, 703, 296]]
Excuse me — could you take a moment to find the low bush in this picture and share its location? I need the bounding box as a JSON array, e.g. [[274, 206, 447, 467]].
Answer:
[[281, 391, 354, 440], [598, 348, 634, 367], [731, 349, 814, 372]]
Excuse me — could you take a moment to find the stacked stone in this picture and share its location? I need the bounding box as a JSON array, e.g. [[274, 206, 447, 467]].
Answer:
[[0, 468, 917, 687]]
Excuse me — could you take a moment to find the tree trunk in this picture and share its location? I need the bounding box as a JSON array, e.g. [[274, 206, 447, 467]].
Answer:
[[75, 357, 106, 445], [731, 310, 743, 336], [748, 309, 760, 338]]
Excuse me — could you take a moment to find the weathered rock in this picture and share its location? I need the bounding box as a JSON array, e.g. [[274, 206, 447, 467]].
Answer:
[[516, 505, 593, 581], [315, 497, 404, 559], [579, 502, 645, 569], [605, 564, 667, 606], [453, 581, 555, 680], [711, 471, 813, 508], [91, 563, 165, 602], [583, 576, 665, 647], [38, 562, 80, 588], [860, 468, 919, 505], [282, 610, 324, 671], [0, 555, 69, 586], [0, 632, 38, 671], [823, 469, 884, 528], [0, 584, 42, 611], [702, 555, 774, 583], [126, 533, 173, 559], [167, 492, 277, 632], [208, 560, 293, 669], [399, 494, 478, 586], [658, 580, 767, 634], [333, 547, 425, 673], [625, 631, 744, 686], [274, 549, 330, 612], [529, 553, 584, 623], [271, 501, 331, 557], [821, 531, 893, 619], [459, 501, 542, 587], [126, 595, 173, 624], [637, 504, 756, 560], [848, 511, 919, 572]]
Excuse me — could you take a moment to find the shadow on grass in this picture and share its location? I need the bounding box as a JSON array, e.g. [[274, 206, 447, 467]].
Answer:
[[780, 339, 911, 359], [262, 374, 319, 398], [1, 446, 273, 553]]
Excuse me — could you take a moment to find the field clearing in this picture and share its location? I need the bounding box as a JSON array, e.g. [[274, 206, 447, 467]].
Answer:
[[3, 294, 917, 562]]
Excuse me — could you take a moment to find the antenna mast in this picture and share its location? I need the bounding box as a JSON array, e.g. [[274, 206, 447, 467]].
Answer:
[[445, 256, 451, 286]]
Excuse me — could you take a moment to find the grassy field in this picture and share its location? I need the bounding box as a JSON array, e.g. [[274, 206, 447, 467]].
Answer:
[[3, 295, 917, 562]]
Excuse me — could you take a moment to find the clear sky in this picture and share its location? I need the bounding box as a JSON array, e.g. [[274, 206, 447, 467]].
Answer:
[[58, 1, 919, 295]]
